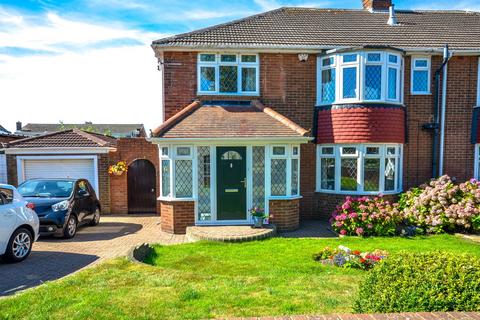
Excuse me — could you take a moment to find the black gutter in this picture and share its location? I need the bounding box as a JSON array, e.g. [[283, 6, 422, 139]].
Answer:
[[430, 44, 450, 178], [312, 106, 319, 144]]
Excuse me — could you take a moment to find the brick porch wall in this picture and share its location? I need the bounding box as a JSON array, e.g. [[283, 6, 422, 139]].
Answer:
[[160, 200, 195, 234], [269, 198, 300, 231], [109, 138, 160, 214]]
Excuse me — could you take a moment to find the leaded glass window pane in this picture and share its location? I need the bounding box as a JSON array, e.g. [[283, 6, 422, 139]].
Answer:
[[241, 55, 256, 63], [272, 146, 285, 155], [322, 147, 334, 155], [241, 67, 256, 92], [200, 66, 215, 92], [321, 158, 335, 190], [389, 55, 398, 64], [343, 54, 357, 63], [221, 54, 236, 62], [252, 146, 265, 209], [367, 53, 381, 62], [175, 159, 192, 198], [200, 54, 215, 62], [413, 70, 428, 92], [321, 68, 336, 103], [161, 159, 170, 197], [343, 67, 357, 99], [365, 65, 382, 100], [291, 158, 299, 195], [177, 146, 191, 156], [385, 158, 396, 191], [342, 147, 356, 155], [364, 158, 380, 191], [197, 147, 211, 221], [271, 159, 286, 196], [219, 66, 238, 93], [366, 147, 379, 155], [341, 158, 357, 191], [388, 67, 397, 100]]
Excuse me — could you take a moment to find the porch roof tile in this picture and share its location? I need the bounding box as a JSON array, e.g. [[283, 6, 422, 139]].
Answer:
[[152, 100, 310, 139]]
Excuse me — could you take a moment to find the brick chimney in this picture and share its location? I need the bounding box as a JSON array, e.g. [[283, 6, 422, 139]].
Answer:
[[362, 0, 392, 11], [16, 121, 22, 131]]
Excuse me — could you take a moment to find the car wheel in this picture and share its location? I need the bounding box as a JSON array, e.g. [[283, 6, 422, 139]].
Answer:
[[4, 228, 33, 263], [90, 207, 101, 226], [63, 214, 78, 239]]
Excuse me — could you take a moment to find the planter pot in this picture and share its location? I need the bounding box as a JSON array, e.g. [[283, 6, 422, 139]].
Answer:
[[112, 171, 123, 176], [252, 216, 264, 228]]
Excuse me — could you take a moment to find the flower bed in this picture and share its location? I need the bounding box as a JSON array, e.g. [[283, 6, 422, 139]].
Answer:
[[330, 196, 402, 236], [313, 245, 388, 270]]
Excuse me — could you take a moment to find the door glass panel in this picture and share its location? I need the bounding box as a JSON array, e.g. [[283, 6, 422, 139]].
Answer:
[[221, 151, 242, 160], [252, 146, 265, 209], [197, 146, 211, 221]]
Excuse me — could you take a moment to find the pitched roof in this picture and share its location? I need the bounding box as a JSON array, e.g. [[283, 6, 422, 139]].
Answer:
[[153, 100, 309, 139], [152, 7, 480, 51], [19, 123, 145, 137], [8, 129, 117, 149]]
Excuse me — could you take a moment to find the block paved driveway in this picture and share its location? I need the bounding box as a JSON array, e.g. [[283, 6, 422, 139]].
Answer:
[[0, 214, 187, 296]]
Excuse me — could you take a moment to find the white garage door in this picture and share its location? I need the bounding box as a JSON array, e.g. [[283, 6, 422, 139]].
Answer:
[[22, 158, 98, 194]]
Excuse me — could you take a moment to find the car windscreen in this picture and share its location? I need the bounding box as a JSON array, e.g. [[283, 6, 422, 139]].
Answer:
[[18, 180, 74, 198]]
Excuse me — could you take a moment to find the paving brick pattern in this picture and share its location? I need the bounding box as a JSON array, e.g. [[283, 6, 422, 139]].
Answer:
[[229, 312, 480, 319], [187, 225, 276, 242], [0, 214, 187, 296]]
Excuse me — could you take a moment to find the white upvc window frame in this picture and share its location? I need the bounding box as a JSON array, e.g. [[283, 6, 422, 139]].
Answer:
[[316, 144, 403, 195], [160, 145, 195, 200], [317, 50, 403, 105], [411, 56, 431, 95], [268, 145, 300, 199], [197, 53, 260, 96], [475, 144, 480, 180]]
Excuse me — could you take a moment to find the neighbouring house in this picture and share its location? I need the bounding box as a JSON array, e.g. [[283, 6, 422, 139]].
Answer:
[[150, 0, 480, 233], [4, 129, 160, 214], [0, 125, 24, 184], [15, 122, 147, 138]]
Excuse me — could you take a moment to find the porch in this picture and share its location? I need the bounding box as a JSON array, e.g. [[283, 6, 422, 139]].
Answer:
[[150, 100, 312, 234]]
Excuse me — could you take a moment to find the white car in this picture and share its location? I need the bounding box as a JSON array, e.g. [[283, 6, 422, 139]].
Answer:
[[0, 184, 39, 263]]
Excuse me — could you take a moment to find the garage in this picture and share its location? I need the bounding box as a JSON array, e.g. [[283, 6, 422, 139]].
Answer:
[[19, 157, 98, 195]]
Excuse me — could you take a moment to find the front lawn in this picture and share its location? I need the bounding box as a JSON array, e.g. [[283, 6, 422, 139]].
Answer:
[[0, 235, 478, 320]]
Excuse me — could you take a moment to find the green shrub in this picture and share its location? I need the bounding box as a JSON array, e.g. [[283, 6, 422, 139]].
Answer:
[[354, 251, 480, 313]]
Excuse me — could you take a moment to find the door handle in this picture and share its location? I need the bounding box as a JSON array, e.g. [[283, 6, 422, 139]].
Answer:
[[240, 178, 247, 188]]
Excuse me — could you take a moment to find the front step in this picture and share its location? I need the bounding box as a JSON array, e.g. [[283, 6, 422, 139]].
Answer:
[[186, 225, 276, 242]]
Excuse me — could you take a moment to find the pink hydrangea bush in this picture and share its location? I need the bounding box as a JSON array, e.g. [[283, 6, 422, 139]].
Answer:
[[402, 176, 480, 233], [330, 196, 402, 236]]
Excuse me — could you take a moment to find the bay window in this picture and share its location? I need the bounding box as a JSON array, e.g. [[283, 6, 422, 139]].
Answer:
[[316, 144, 402, 194], [411, 56, 431, 94], [317, 50, 403, 105], [198, 53, 259, 95]]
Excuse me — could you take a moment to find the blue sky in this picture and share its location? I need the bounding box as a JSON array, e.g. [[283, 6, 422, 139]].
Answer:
[[1, 0, 479, 132]]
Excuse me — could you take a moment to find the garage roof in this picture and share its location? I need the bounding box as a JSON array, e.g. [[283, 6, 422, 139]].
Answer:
[[8, 129, 117, 149]]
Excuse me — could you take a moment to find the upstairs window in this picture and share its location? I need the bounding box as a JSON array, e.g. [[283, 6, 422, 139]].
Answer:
[[411, 56, 431, 94], [198, 53, 259, 95], [317, 51, 403, 105]]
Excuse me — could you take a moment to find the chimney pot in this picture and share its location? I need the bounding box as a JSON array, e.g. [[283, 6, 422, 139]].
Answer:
[[363, 0, 392, 11], [16, 121, 22, 131]]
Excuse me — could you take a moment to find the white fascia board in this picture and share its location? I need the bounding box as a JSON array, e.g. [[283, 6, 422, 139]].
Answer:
[[5, 147, 115, 155], [148, 136, 313, 145]]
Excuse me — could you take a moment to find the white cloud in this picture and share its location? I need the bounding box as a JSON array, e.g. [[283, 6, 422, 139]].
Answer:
[[0, 9, 166, 133]]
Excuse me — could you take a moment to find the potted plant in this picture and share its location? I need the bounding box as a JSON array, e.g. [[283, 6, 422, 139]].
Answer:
[[250, 207, 266, 228], [108, 161, 128, 176]]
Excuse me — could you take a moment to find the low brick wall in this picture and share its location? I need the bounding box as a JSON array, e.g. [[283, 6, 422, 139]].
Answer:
[[160, 200, 195, 234], [269, 198, 300, 231], [315, 193, 400, 220]]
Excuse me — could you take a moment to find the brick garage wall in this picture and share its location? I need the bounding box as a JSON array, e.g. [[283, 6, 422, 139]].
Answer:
[[269, 198, 300, 231], [109, 138, 160, 214], [160, 200, 195, 234], [6, 153, 111, 213]]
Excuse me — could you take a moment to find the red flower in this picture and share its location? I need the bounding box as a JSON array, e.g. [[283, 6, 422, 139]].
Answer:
[[352, 250, 361, 255], [359, 258, 366, 263]]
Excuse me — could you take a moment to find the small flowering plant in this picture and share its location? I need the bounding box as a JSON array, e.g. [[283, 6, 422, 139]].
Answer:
[[330, 196, 402, 237], [313, 245, 388, 270], [108, 161, 128, 175], [249, 206, 266, 218]]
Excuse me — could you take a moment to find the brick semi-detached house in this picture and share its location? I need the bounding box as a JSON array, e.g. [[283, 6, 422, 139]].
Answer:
[[149, 0, 480, 234]]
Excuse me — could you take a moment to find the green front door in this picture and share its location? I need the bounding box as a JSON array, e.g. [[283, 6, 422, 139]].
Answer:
[[216, 147, 247, 221]]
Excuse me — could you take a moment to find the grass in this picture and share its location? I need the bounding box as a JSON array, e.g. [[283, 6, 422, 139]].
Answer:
[[0, 235, 478, 320]]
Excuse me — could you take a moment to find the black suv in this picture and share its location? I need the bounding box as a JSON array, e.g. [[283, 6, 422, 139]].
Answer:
[[17, 179, 101, 238]]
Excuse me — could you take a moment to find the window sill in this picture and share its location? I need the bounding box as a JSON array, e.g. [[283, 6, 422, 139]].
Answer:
[[157, 197, 196, 202], [268, 195, 303, 201], [197, 92, 260, 97], [315, 190, 402, 196], [316, 100, 404, 107], [410, 92, 432, 96]]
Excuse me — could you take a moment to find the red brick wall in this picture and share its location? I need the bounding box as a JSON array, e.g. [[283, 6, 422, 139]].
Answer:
[[362, 0, 391, 10], [109, 138, 160, 214], [317, 107, 405, 143], [269, 198, 300, 231], [160, 200, 195, 234]]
